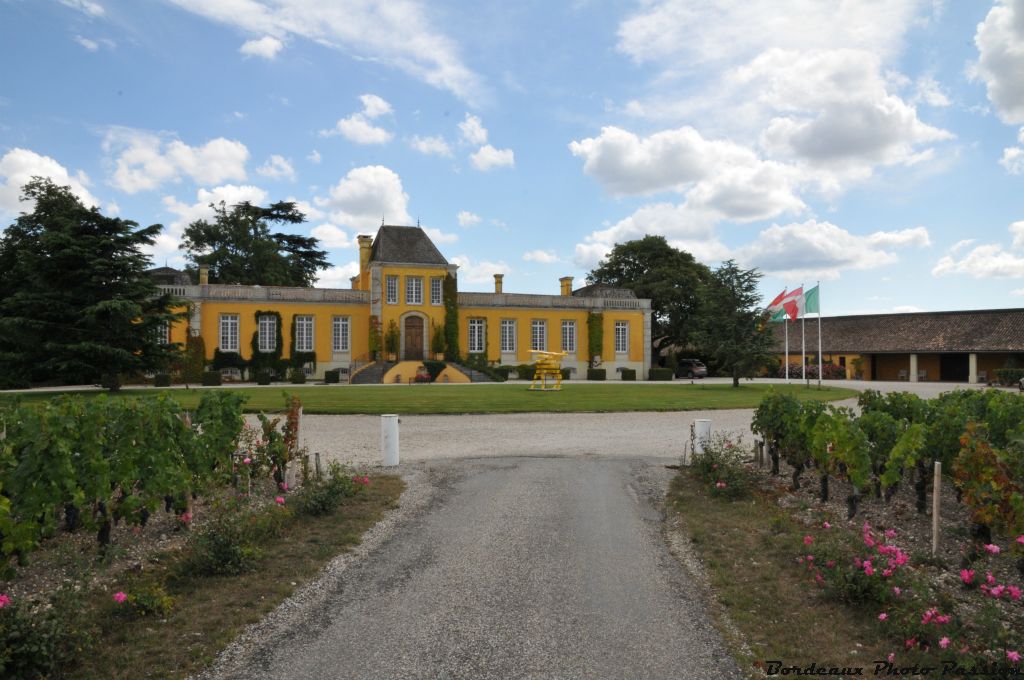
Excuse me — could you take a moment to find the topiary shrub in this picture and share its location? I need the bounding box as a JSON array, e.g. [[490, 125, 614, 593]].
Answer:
[[255, 370, 273, 385], [324, 368, 341, 384], [620, 368, 636, 381], [153, 372, 171, 387], [422, 360, 446, 382], [289, 368, 307, 384], [649, 367, 673, 381], [494, 365, 512, 380], [560, 368, 572, 380], [587, 368, 606, 381], [201, 371, 222, 386]]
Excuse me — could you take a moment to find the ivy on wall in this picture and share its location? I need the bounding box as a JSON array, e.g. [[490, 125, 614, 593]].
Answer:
[[587, 312, 604, 368], [249, 310, 284, 376], [443, 273, 460, 361]]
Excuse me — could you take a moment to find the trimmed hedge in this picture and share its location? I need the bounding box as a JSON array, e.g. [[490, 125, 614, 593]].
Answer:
[[153, 372, 171, 387], [255, 370, 273, 386], [422, 360, 447, 382], [323, 368, 341, 384], [202, 371, 222, 387], [516, 364, 535, 380], [620, 368, 636, 381], [289, 368, 307, 384], [995, 368, 1024, 386], [587, 368, 606, 381], [494, 365, 513, 380], [648, 367, 673, 381], [560, 368, 571, 380]]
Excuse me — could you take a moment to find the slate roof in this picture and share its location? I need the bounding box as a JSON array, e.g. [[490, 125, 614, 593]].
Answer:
[[571, 283, 638, 299], [369, 225, 448, 265], [146, 266, 192, 286], [770, 308, 1024, 354]]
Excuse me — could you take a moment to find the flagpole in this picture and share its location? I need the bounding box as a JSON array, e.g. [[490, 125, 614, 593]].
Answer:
[[817, 281, 822, 389], [782, 319, 790, 383], [801, 282, 806, 386]]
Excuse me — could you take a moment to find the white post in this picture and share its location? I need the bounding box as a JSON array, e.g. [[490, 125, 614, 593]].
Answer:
[[817, 282, 822, 389], [968, 353, 978, 384], [784, 320, 789, 383], [910, 354, 919, 383], [381, 414, 400, 466], [694, 419, 712, 455], [932, 461, 941, 557]]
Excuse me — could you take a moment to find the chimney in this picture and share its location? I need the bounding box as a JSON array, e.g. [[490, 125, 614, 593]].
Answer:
[[494, 273, 504, 294], [356, 234, 374, 290], [198, 264, 210, 285], [559, 276, 573, 296], [350, 275, 360, 289]]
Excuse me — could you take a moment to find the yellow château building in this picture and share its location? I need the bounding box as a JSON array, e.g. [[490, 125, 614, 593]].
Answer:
[[156, 226, 653, 382]]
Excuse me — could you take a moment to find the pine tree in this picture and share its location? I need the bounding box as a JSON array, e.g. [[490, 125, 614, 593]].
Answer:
[[0, 178, 182, 389]]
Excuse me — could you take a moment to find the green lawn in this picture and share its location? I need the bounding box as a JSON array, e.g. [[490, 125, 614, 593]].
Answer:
[[1, 382, 857, 414]]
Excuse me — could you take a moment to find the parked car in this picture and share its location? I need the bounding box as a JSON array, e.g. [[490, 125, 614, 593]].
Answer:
[[674, 358, 708, 379]]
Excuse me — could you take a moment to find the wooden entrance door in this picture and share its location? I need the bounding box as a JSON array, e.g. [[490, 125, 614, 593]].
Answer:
[[404, 316, 424, 360]]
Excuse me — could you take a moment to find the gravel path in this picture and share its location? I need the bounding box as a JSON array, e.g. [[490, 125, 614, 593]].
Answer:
[[200, 456, 742, 680]]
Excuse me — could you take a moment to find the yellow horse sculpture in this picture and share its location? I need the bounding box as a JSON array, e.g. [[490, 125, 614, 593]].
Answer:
[[528, 350, 568, 391]]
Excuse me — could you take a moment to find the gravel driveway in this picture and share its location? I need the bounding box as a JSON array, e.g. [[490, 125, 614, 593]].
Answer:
[[200, 456, 743, 680]]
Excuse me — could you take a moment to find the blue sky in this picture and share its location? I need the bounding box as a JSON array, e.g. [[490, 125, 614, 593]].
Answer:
[[2, 0, 1023, 315]]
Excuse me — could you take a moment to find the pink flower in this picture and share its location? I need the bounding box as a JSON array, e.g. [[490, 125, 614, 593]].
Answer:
[[275, 496, 285, 505], [826, 560, 836, 569], [113, 591, 128, 604], [0, 593, 10, 609], [939, 637, 950, 649], [863, 533, 876, 548], [959, 569, 975, 585], [984, 543, 1001, 555], [905, 638, 917, 650], [362, 476, 370, 485], [797, 556, 804, 564], [864, 564, 875, 576], [1007, 585, 1022, 601], [893, 586, 901, 596], [715, 481, 726, 489], [878, 612, 888, 621], [1016, 535, 1024, 546], [279, 482, 289, 491], [1007, 650, 1021, 663], [887, 653, 895, 663], [987, 571, 996, 585], [803, 535, 814, 546], [882, 569, 893, 578], [180, 511, 193, 524], [806, 555, 814, 562], [814, 572, 824, 586], [885, 529, 897, 539], [822, 521, 831, 529], [243, 457, 252, 465], [990, 585, 1006, 598]]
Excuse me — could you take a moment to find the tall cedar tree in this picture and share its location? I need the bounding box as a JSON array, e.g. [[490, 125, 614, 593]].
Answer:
[[696, 260, 774, 387], [587, 235, 710, 354], [0, 178, 183, 389], [180, 201, 328, 287]]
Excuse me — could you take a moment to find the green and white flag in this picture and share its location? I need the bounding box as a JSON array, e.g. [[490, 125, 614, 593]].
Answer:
[[804, 285, 820, 314]]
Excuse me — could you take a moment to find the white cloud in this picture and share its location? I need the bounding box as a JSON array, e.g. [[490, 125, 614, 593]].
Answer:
[[973, 0, 1024, 124], [314, 261, 360, 289], [569, 125, 805, 221], [1011, 220, 1024, 249], [469, 145, 514, 171], [573, 202, 728, 269], [734, 219, 929, 279], [321, 165, 410, 231], [75, 36, 99, 51], [287, 198, 326, 222], [617, 0, 923, 67], [950, 239, 976, 254], [155, 184, 268, 266], [1011, 288, 1024, 297], [892, 305, 924, 313], [450, 255, 509, 285], [103, 127, 249, 193], [59, 0, 105, 17], [307, 150, 321, 164], [423, 227, 458, 244], [322, 94, 393, 144], [105, 201, 119, 215], [457, 210, 481, 227], [409, 135, 452, 157], [932, 245, 1024, 279], [865, 226, 931, 248], [310, 223, 353, 249], [913, 76, 950, 107], [1001, 146, 1024, 174], [458, 113, 488, 145], [523, 249, 559, 264], [240, 35, 283, 59], [165, 0, 483, 103], [256, 154, 295, 181], [0, 148, 100, 217]]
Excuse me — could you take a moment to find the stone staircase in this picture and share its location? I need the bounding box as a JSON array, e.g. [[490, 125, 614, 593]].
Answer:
[[350, 361, 395, 384], [447, 362, 496, 382]]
